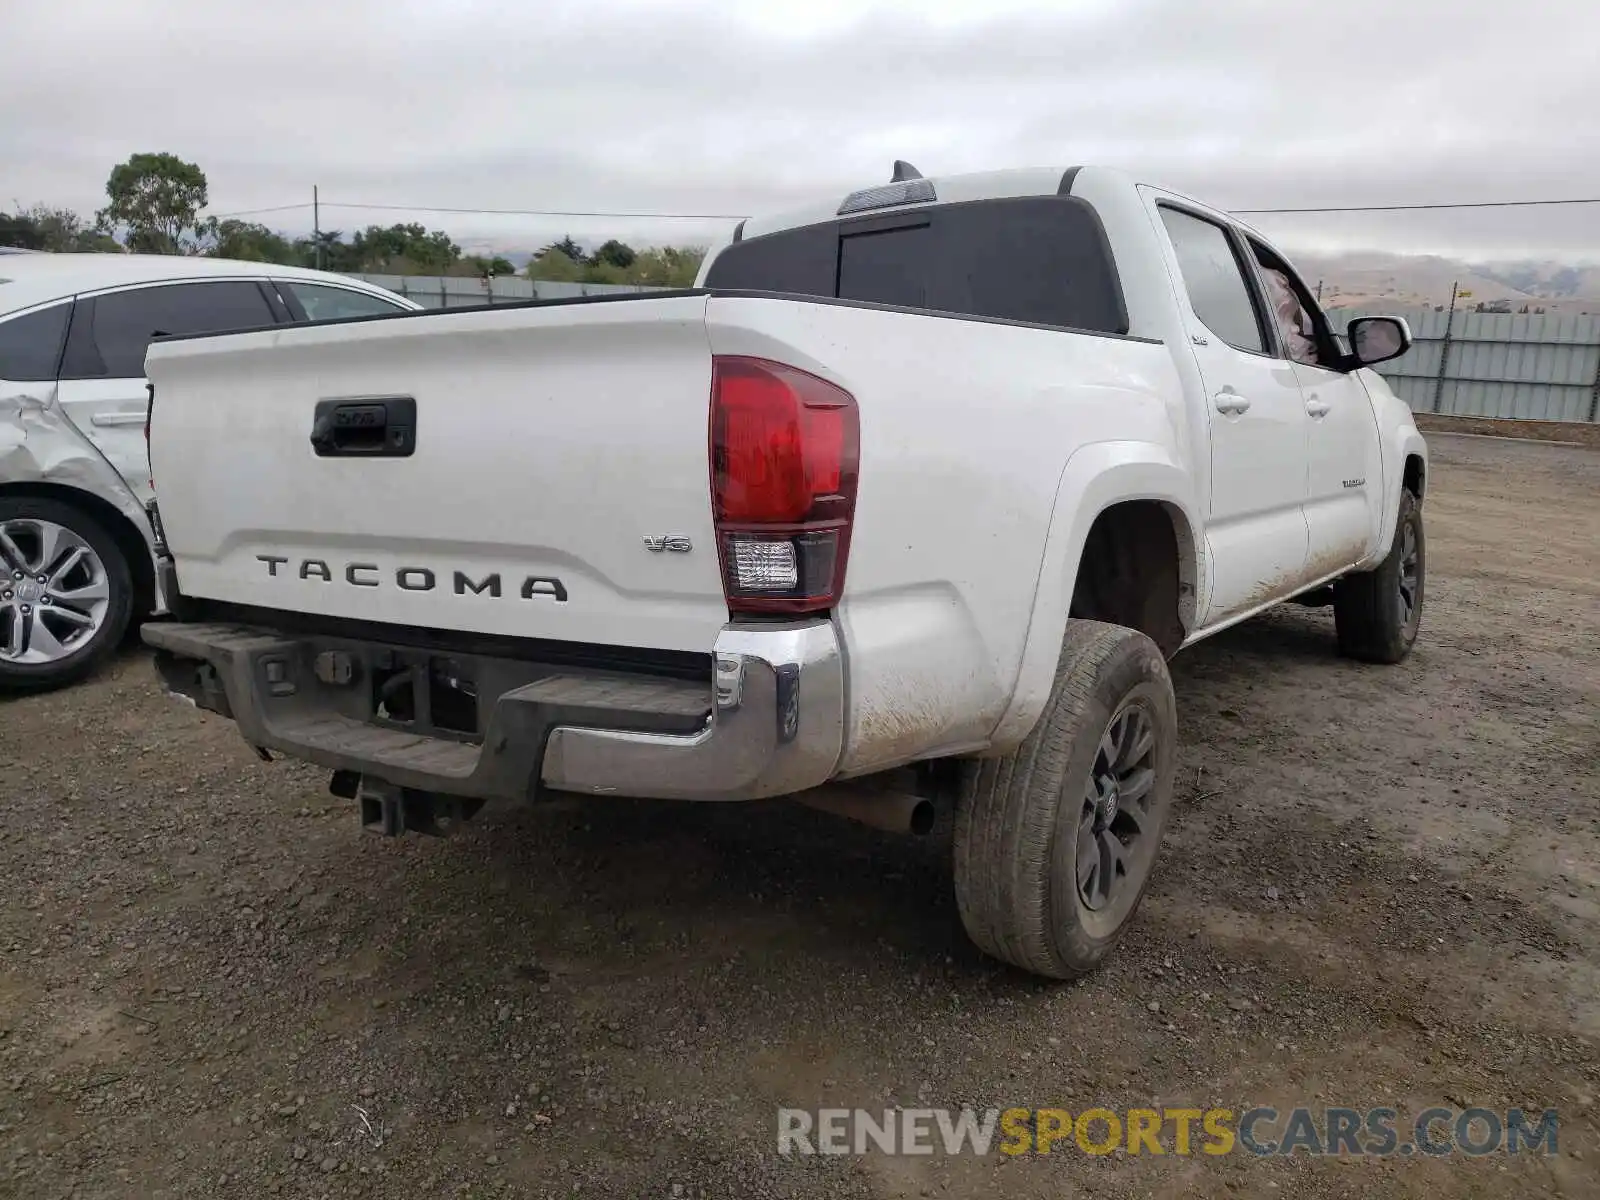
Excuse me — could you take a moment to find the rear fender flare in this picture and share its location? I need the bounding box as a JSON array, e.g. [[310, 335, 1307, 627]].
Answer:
[[988, 441, 1202, 751]]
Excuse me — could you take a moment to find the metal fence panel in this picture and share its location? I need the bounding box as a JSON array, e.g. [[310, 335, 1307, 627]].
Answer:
[[1326, 304, 1600, 423], [352, 274, 658, 309]]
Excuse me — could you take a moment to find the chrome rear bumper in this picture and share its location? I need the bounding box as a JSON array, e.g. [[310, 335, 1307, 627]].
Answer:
[[142, 612, 845, 804]]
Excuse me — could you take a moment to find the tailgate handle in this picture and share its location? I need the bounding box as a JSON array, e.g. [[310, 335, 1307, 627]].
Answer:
[[310, 397, 416, 458]]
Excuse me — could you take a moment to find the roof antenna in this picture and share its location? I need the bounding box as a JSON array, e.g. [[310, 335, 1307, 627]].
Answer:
[[891, 160, 923, 182]]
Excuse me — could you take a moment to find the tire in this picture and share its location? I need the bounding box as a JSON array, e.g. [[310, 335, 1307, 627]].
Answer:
[[0, 496, 134, 693], [953, 620, 1178, 980], [1333, 488, 1424, 664]]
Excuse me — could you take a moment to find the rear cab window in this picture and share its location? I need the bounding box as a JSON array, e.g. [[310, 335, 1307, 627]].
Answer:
[[704, 195, 1128, 336]]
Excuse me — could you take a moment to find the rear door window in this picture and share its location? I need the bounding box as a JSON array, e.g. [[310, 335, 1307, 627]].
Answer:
[[1156, 206, 1269, 355], [0, 302, 72, 381], [705, 195, 1128, 335], [61, 280, 278, 379]]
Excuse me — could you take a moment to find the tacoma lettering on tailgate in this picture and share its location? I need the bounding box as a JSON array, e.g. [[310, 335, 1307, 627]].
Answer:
[[255, 556, 568, 601]]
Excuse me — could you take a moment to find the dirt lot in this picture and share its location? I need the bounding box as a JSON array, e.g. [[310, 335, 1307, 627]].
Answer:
[[1, 433, 1596, 1199]]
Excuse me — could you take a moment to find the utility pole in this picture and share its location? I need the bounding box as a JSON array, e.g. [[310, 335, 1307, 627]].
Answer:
[[1316, 278, 1323, 302], [1432, 280, 1458, 414], [313, 185, 322, 270]]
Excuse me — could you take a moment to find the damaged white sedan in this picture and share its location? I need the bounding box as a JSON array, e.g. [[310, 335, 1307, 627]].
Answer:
[[0, 254, 415, 690]]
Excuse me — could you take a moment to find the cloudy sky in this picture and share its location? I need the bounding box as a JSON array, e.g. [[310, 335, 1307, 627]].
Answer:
[[4, 0, 1598, 261]]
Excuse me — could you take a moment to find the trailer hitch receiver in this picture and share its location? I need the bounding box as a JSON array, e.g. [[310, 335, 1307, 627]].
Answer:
[[340, 773, 486, 837]]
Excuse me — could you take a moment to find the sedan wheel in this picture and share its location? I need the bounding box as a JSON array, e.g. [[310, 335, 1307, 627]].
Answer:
[[1, 518, 114, 664], [0, 498, 134, 693]]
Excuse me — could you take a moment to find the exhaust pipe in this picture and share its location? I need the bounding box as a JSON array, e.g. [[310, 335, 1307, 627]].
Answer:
[[791, 784, 936, 836]]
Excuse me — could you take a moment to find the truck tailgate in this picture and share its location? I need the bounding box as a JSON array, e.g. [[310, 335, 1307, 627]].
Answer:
[[144, 295, 728, 652]]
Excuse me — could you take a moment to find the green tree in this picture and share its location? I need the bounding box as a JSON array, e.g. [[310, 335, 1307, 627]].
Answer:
[[539, 236, 585, 261], [524, 241, 705, 287], [347, 223, 461, 272], [628, 245, 706, 288], [0, 210, 45, 249], [292, 230, 360, 272], [97, 152, 209, 253], [580, 260, 631, 285], [1, 204, 119, 252], [203, 219, 297, 263], [589, 239, 636, 270], [525, 248, 584, 282]]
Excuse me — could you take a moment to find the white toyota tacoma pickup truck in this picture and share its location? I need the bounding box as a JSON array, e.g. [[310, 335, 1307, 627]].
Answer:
[[140, 163, 1428, 980]]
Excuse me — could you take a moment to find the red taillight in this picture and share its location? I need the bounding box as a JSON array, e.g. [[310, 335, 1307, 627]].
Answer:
[[710, 356, 859, 614]]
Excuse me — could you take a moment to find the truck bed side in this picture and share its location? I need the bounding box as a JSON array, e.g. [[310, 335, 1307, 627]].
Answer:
[[700, 294, 1184, 775]]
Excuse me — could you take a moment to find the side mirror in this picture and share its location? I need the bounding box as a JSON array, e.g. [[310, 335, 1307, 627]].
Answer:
[[1347, 316, 1412, 368]]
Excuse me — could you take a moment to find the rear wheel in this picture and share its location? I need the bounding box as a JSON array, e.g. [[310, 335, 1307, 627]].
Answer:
[[1333, 488, 1424, 664], [0, 497, 133, 693], [954, 620, 1178, 979]]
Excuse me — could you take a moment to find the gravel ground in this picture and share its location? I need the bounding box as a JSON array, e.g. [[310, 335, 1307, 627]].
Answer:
[[1, 433, 1596, 1199]]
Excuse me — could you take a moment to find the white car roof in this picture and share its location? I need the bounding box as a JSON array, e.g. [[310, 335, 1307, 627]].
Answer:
[[0, 252, 416, 317]]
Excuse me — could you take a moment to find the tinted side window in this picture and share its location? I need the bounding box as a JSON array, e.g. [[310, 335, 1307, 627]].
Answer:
[[705, 196, 1128, 335], [0, 303, 71, 381], [702, 223, 837, 296], [965, 200, 1125, 331], [283, 282, 407, 321], [1157, 207, 1267, 354], [61, 281, 277, 379]]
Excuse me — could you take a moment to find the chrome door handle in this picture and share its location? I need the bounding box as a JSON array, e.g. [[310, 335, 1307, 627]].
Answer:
[[1213, 392, 1251, 415], [90, 412, 149, 427], [1305, 397, 1331, 418]]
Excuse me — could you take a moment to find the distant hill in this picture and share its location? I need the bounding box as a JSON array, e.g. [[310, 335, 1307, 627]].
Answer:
[[1472, 261, 1600, 301], [1290, 251, 1600, 315]]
